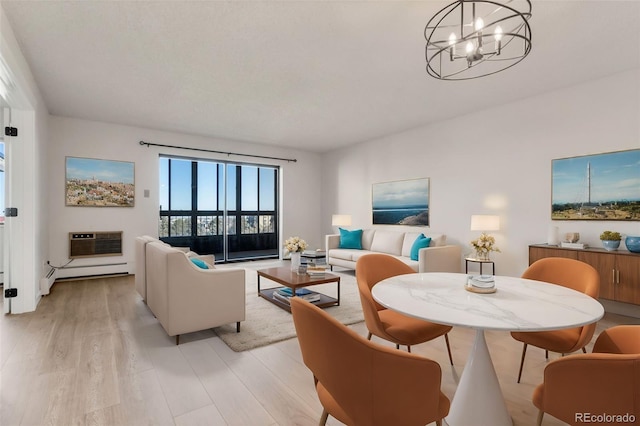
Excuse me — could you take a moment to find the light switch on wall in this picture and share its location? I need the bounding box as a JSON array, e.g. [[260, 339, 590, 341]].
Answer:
[[144, 189, 150, 198]]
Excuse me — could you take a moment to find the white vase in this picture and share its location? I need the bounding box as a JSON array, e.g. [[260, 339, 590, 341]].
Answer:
[[290, 252, 301, 271]]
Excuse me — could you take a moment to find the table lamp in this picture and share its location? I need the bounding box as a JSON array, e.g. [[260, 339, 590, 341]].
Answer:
[[470, 215, 500, 233], [332, 214, 352, 230]]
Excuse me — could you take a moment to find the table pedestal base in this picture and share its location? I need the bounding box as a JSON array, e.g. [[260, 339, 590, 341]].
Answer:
[[445, 330, 512, 426]]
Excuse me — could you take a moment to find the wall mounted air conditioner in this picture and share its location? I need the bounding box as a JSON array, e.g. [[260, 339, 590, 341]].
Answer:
[[69, 231, 123, 258]]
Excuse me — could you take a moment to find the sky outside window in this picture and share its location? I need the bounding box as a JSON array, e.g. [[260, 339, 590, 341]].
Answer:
[[259, 168, 275, 210], [169, 159, 191, 210], [160, 157, 276, 216], [197, 161, 217, 210], [241, 166, 258, 211]]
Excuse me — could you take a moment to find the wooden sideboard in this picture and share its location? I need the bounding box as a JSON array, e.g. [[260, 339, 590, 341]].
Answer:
[[529, 244, 640, 306]]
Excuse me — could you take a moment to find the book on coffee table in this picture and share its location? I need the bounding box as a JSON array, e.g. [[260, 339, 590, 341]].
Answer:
[[307, 265, 328, 277], [277, 287, 313, 297], [273, 290, 321, 304]]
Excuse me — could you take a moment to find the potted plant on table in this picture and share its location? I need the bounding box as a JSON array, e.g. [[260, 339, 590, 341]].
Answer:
[[599, 231, 621, 251]]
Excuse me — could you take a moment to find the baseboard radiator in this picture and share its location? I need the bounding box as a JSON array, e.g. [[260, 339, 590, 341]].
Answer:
[[40, 267, 56, 296], [55, 262, 130, 281]]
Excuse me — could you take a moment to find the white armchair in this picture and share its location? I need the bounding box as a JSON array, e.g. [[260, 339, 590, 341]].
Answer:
[[145, 241, 245, 344]]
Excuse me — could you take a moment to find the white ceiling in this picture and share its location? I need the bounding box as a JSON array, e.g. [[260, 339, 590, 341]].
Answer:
[[1, 1, 639, 153]]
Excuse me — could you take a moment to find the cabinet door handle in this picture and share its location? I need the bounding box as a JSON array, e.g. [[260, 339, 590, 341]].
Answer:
[[613, 269, 616, 284], [616, 269, 620, 284]]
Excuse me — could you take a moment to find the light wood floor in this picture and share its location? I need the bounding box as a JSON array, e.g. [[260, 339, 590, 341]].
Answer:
[[2, 275, 639, 426]]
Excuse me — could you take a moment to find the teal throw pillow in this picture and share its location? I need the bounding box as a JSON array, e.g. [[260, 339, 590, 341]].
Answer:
[[190, 258, 209, 269], [410, 234, 432, 261], [339, 228, 363, 249]]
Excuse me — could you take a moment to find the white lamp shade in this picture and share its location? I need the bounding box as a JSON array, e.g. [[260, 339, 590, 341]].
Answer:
[[332, 214, 352, 227], [470, 215, 500, 231]]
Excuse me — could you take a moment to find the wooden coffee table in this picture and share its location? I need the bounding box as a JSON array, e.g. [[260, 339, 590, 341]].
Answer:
[[257, 266, 341, 313]]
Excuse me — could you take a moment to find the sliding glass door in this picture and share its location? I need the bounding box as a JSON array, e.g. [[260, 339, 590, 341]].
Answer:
[[159, 156, 279, 262]]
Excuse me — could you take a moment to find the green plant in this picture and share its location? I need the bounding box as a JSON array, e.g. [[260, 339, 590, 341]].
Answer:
[[599, 231, 621, 241]]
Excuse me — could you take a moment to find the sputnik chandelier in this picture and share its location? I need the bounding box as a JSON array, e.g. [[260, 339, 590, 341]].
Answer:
[[424, 0, 532, 80]]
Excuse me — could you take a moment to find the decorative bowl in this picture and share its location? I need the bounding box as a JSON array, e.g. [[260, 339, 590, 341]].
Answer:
[[625, 236, 640, 253], [564, 232, 580, 243], [602, 240, 620, 251]]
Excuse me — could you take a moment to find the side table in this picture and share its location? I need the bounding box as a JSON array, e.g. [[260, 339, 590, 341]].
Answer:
[[465, 257, 495, 275]]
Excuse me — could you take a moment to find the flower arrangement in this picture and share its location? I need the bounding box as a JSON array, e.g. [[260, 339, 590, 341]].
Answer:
[[470, 233, 500, 258], [284, 236, 308, 253]]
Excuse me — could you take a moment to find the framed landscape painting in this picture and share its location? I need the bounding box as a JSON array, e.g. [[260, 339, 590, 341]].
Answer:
[[65, 157, 135, 207], [372, 178, 429, 226], [551, 149, 640, 221]]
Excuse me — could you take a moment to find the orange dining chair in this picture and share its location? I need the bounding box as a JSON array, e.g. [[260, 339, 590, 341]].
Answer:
[[532, 325, 640, 425], [290, 297, 451, 426], [511, 257, 600, 383], [355, 253, 454, 364]]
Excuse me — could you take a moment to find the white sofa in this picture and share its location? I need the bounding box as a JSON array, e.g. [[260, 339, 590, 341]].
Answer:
[[135, 235, 215, 301], [326, 229, 461, 273], [145, 241, 245, 344]]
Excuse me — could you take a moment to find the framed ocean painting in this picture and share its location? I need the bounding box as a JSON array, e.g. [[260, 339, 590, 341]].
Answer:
[[372, 178, 429, 226], [551, 149, 640, 221], [65, 157, 135, 207]]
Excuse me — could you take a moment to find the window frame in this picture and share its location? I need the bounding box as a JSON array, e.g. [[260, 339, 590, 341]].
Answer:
[[158, 155, 279, 261]]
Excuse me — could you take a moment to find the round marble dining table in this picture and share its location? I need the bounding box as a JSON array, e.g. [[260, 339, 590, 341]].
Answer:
[[372, 272, 604, 426]]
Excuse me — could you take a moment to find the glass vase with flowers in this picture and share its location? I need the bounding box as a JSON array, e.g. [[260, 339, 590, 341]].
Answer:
[[470, 233, 500, 261], [284, 236, 308, 271]]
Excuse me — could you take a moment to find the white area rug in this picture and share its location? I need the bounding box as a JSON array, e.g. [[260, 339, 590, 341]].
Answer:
[[213, 261, 364, 352]]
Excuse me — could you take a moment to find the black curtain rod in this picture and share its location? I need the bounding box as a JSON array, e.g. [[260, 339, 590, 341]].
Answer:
[[139, 140, 297, 163]]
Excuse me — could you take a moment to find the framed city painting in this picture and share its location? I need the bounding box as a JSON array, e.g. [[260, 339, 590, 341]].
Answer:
[[372, 178, 429, 226], [65, 157, 135, 207], [551, 149, 640, 220]]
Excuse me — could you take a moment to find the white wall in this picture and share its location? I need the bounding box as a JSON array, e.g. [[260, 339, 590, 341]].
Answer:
[[47, 116, 324, 277], [322, 69, 640, 278]]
